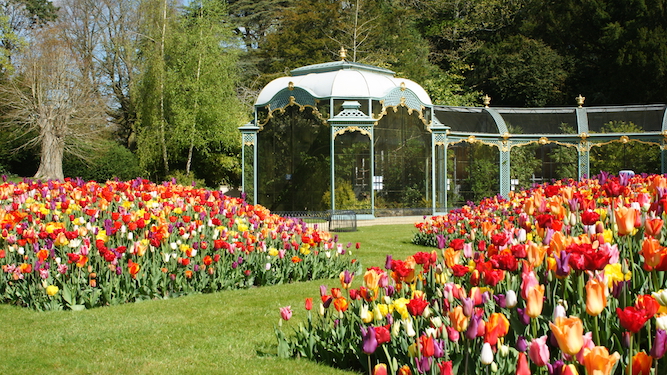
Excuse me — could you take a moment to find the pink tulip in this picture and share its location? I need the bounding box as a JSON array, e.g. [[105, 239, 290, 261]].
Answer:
[[528, 336, 550, 367]]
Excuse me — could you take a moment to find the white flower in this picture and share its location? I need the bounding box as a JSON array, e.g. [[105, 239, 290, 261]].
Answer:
[[480, 342, 494, 365], [505, 290, 518, 308], [403, 318, 416, 337], [656, 314, 667, 331], [653, 289, 667, 306]]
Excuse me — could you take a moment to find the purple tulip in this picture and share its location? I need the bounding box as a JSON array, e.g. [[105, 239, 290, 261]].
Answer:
[[547, 360, 565, 375], [385, 255, 393, 270], [651, 329, 667, 358], [436, 234, 446, 250], [555, 251, 571, 277], [360, 325, 377, 354], [516, 336, 528, 352], [494, 293, 507, 308], [462, 297, 474, 317], [415, 355, 431, 373], [465, 314, 480, 340]]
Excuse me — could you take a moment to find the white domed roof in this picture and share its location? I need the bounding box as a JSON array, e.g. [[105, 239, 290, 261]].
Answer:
[[255, 61, 432, 107]]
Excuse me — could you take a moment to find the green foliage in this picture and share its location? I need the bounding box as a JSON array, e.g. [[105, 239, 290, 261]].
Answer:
[[322, 180, 372, 211], [62, 140, 143, 182], [165, 169, 207, 188], [465, 143, 499, 202], [135, 0, 245, 184], [508, 125, 541, 190], [470, 35, 567, 107], [590, 121, 661, 175]]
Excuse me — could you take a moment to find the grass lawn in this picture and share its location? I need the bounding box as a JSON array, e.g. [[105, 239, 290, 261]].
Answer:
[[0, 224, 425, 375]]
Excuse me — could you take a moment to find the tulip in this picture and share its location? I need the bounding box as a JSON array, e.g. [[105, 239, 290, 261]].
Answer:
[[516, 352, 531, 375], [617, 306, 650, 333], [373, 364, 387, 375], [615, 206, 638, 235], [550, 316, 584, 356], [629, 352, 653, 375], [45, 285, 59, 296], [484, 312, 509, 346], [397, 365, 412, 375], [437, 361, 453, 375], [279, 306, 292, 321], [561, 364, 579, 375], [645, 217, 664, 237], [480, 342, 494, 365], [525, 284, 545, 318], [360, 304, 373, 323], [651, 329, 667, 358], [304, 298, 313, 311], [361, 325, 378, 354], [528, 336, 549, 367], [505, 289, 518, 308], [585, 278, 607, 316], [449, 306, 469, 332], [582, 346, 620, 375]]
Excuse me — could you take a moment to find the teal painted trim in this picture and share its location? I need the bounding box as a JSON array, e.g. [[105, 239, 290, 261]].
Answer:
[[662, 142, 666, 174], [484, 108, 508, 134], [443, 138, 448, 210], [431, 132, 436, 215], [662, 107, 667, 131], [371, 127, 375, 217], [330, 125, 335, 211], [253, 137, 258, 204], [500, 148, 511, 198], [579, 142, 590, 179], [576, 108, 589, 134], [241, 134, 245, 194]]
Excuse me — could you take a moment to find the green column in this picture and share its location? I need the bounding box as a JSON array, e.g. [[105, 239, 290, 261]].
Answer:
[[578, 140, 591, 179], [499, 143, 511, 198]]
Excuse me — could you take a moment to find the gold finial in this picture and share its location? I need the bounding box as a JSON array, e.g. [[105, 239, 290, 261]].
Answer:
[[576, 94, 585, 108], [400, 82, 406, 91], [483, 94, 491, 108], [339, 47, 347, 61], [288, 81, 294, 91]]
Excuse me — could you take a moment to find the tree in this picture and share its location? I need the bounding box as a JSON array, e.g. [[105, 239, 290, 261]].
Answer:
[[135, 0, 178, 178], [167, 0, 244, 185], [0, 24, 107, 180], [469, 35, 567, 107]]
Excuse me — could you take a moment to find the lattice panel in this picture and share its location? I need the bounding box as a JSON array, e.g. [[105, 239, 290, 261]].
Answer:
[[383, 87, 424, 112]]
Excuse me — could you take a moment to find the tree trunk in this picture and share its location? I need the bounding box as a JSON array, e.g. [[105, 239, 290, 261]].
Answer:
[[34, 121, 65, 181]]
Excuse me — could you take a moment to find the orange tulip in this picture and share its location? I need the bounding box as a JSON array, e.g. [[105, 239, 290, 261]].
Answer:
[[585, 278, 607, 316], [645, 217, 664, 238], [526, 241, 547, 268], [333, 297, 348, 312], [364, 269, 381, 290], [484, 312, 510, 345], [443, 247, 461, 268], [525, 285, 545, 319], [449, 306, 469, 332], [629, 352, 653, 375], [550, 316, 584, 356], [640, 237, 667, 271], [615, 206, 638, 235], [582, 346, 620, 375], [397, 365, 412, 375]]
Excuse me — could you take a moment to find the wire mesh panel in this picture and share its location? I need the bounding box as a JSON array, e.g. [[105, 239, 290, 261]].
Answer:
[[328, 210, 357, 232]]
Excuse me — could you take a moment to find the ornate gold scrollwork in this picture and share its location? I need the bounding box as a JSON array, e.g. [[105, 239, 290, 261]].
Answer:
[[620, 135, 630, 144], [334, 126, 371, 138], [539, 137, 549, 145]]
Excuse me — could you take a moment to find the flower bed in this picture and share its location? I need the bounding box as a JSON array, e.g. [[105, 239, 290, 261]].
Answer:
[[0, 178, 356, 310], [277, 173, 667, 375]]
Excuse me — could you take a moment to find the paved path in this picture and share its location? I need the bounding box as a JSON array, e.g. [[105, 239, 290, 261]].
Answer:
[[356, 216, 424, 227]]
